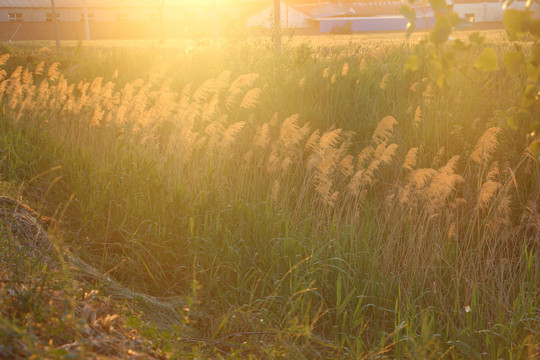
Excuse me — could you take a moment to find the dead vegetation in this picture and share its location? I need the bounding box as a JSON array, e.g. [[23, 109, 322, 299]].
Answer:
[[0, 195, 186, 359]]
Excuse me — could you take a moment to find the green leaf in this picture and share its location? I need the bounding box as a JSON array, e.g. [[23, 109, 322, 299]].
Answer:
[[449, 12, 472, 29], [405, 54, 421, 71], [469, 32, 485, 45], [526, 62, 540, 81], [529, 140, 540, 161], [506, 116, 518, 130], [530, 121, 539, 133], [503, 51, 524, 73], [503, 9, 530, 34], [529, 19, 540, 39], [524, 84, 537, 98], [430, 16, 452, 45], [531, 43, 540, 66], [400, 6, 417, 21], [475, 48, 499, 71], [436, 72, 447, 88], [452, 39, 470, 51], [429, 0, 448, 12]]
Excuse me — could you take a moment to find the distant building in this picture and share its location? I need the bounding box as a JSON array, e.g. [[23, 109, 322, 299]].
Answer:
[[246, 1, 360, 30], [316, 1, 436, 33], [451, 0, 539, 23], [0, 0, 242, 41], [247, 1, 435, 33], [2, 0, 539, 40]]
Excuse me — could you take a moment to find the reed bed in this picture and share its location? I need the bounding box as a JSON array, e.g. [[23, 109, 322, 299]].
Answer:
[[0, 36, 537, 358]]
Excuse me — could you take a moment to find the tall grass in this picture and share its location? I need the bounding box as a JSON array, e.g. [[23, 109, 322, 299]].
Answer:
[[0, 35, 538, 358]]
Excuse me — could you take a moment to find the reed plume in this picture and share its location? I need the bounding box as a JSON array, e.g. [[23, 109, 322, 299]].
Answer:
[[279, 114, 303, 150], [271, 179, 280, 203], [0, 53, 10, 66], [357, 146, 374, 169], [347, 169, 365, 196], [213, 71, 231, 95], [305, 130, 321, 153], [373, 142, 387, 159], [432, 146, 445, 168], [267, 148, 280, 175], [486, 161, 500, 181], [372, 116, 397, 145], [359, 57, 366, 72], [422, 83, 433, 106], [403, 147, 420, 171], [470, 127, 502, 165], [339, 155, 354, 176], [205, 121, 225, 148], [319, 129, 343, 152], [240, 88, 261, 109], [427, 162, 464, 213], [322, 68, 329, 78], [414, 106, 422, 127], [379, 73, 390, 89], [229, 73, 259, 91], [379, 143, 398, 165], [341, 62, 349, 76], [48, 62, 60, 81], [253, 123, 271, 150], [221, 121, 245, 149], [477, 180, 502, 211]]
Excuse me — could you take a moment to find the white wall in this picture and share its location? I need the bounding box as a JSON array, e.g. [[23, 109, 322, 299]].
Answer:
[[0, 6, 241, 23], [454, 1, 540, 22]]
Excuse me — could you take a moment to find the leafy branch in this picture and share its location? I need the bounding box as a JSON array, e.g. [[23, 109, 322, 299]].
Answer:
[[402, 0, 540, 159]]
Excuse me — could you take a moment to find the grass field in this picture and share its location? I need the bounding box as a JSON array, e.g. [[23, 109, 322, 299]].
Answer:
[[0, 31, 538, 359]]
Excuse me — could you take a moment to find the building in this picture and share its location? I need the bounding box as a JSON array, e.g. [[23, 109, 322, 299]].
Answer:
[[316, 1, 435, 33], [295, 2, 351, 17], [2, 0, 538, 41], [246, 1, 436, 33], [247, 1, 360, 31], [0, 0, 242, 41], [452, 0, 539, 23]]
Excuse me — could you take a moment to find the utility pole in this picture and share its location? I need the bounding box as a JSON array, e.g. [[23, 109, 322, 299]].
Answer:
[[83, 0, 91, 41], [214, 0, 218, 41], [274, 0, 281, 55], [51, 0, 61, 55], [158, 0, 164, 43]]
